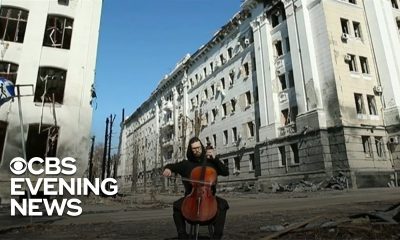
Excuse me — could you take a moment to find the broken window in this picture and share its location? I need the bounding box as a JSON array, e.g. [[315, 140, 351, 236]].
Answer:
[[245, 91, 252, 106], [243, 62, 250, 76], [392, 0, 399, 9], [230, 99, 236, 113], [229, 70, 235, 86], [279, 74, 286, 91], [275, 40, 283, 57], [367, 95, 377, 115], [190, 78, 194, 88], [227, 47, 233, 59], [26, 124, 59, 160], [249, 154, 255, 171], [234, 157, 240, 172], [0, 61, 18, 84], [0, 7, 28, 43], [203, 89, 208, 100], [353, 21, 362, 39], [397, 19, 400, 32], [348, 0, 356, 4], [281, 109, 289, 126], [361, 136, 372, 157], [354, 93, 365, 114], [213, 134, 217, 147], [279, 146, 286, 166], [0, 121, 7, 163], [34, 67, 67, 104], [203, 67, 207, 77], [340, 18, 349, 34], [211, 84, 215, 96], [209, 62, 214, 73], [375, 136, 384, 157], [212, 108, 217, 121], [359, 56, 369, 74], [223, 130, 228, 145], [43, 15, 73, 49], [291, 144, 299, 164], [347, 54, 357, 72], [221, 77, 225, 89], [220, 54, 226, 64], [222, 103, 227, 117], [247, 121, 254, 137], [232, 127, 238, 142], [271, 10, 280, 27]]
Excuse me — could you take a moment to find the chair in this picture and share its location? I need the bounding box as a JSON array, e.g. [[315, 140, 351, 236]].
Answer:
[[188, 221, 215, 240]]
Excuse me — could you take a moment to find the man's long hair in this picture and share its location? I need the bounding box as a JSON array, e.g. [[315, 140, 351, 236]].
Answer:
[[186, 136, 206, 161]]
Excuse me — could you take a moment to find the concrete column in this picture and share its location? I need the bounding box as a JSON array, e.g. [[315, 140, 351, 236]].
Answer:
[[285, 0, 323, 112], [251, 14, 279, 141]]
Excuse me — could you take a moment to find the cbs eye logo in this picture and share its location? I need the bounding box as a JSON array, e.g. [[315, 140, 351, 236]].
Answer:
[[9, 157, 27, 175]]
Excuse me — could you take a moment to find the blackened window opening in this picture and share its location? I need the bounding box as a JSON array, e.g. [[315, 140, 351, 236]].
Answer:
[[0, 61, 18, 84], [26, 124, 59, 160], [34, 67, 67, 104], [0, 121, 7, 163], [0, 7, 28, 43], [43, 15, 73, 49]]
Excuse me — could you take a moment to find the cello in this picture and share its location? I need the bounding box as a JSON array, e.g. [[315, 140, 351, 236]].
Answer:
[[181, 162, 218, 224]]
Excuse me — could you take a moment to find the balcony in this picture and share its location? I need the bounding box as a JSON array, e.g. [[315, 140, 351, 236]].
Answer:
[[278, 123, 296, 137]]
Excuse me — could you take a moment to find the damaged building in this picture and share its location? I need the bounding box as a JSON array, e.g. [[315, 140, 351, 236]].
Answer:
[[0, 0, 102, 202], [117, 0, 400, 192]]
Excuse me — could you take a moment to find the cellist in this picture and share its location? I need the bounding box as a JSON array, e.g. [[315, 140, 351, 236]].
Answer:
[[162, 137, 229, 239]]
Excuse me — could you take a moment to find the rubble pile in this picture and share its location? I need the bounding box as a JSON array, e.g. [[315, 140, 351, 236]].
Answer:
[[271, 172, 349, 193], [260, 202, 400, 239]]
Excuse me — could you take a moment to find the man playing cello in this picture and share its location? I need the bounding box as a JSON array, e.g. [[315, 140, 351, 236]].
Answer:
[[163, 137, 229, 239]]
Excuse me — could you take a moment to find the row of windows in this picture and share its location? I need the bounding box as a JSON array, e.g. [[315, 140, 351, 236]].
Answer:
[[279, 144, 300, 166], [345, 54, 370, 74], [188, 39, 253, 90], [0, 61, 66, 104], [189, 60, 253, 95], [0, 7, 73, 49], [202, 122, 255, 148], [188, 91, 253, 132], [340, 18, 362, 40], [231, 153, 255, 174], [361, 135, 385, 158], [354, 93, 378, 115], [0, 122, 59, 163]]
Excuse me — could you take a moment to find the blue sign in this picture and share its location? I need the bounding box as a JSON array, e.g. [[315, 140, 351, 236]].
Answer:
[[0, 77, 15, 106]]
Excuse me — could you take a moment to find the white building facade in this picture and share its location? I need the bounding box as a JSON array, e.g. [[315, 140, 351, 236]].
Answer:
[[0, 0, 102, 201], [118, 0, 400, 192]]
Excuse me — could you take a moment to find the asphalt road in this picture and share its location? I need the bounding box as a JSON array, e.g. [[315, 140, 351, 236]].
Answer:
[[0, 188, 399, 239]]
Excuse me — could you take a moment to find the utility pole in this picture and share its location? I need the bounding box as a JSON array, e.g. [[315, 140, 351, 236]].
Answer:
[[88, 136, 95, 183], [107, 114, 116, 178], [102, 117, 109, 181], [114, 108, 124, 179]]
